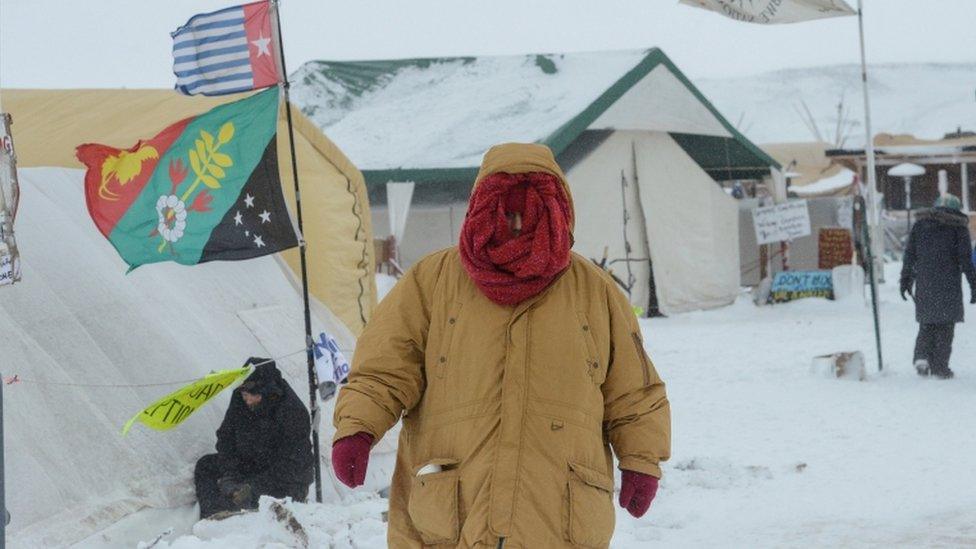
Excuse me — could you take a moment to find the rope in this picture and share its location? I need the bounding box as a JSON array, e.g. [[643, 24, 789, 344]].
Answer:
[[740, 248, 786, 277], [3, 349, 308, 389]]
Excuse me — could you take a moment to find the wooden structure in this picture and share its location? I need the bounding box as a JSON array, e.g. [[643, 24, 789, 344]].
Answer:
[[827, 134, 976, 213]]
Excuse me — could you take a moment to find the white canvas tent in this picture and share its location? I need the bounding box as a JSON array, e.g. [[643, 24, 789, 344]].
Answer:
[[0, 90, 385, 544], [0, 168, 398, 546], [294, 49, 778, 315]]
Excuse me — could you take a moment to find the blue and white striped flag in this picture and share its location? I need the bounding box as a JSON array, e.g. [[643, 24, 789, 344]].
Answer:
[[171, 1, 281, 96]]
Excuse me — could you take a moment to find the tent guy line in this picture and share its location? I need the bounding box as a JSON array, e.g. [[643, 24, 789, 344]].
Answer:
[[1, 349, 306, 389]]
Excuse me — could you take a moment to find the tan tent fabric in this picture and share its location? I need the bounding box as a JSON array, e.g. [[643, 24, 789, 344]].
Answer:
[[1, 88, 375, 335], [874, 133, 976, 148], [763, 141, 856, 198], [763, 142, 838, 187]]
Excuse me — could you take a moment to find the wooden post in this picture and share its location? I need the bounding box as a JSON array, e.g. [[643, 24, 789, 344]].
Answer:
[[272, 0, 323, 503], [759, 244, 769, 281]]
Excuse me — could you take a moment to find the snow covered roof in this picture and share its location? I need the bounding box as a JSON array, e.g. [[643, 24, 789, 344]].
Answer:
[[791, 167, 855, 197], [827, 141, 976, 161], [291, 48, 778, 185]]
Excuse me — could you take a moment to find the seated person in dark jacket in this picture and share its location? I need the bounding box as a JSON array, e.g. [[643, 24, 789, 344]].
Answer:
[[195, 358, 314, 518]]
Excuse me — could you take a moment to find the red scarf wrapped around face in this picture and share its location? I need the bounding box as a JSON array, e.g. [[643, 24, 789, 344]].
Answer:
[[459, 171, 572, 305]]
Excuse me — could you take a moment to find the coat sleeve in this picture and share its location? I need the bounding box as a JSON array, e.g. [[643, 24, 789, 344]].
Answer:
[[601, 283, 671, 478], [215, 399, 242, 476], [333, 262, 431, 442], [901, 225, 918, 289], [250, 400, 312, 489], [957, 226, 976, 291]]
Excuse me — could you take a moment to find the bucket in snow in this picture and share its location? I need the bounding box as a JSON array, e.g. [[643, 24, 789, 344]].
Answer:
[[831, 265, 864, 301], [811, 351, 866, 381]]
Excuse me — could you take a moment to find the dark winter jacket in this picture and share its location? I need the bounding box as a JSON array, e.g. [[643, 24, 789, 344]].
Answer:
[[901, 207, 976, 324], [214, 359, 314, 491]]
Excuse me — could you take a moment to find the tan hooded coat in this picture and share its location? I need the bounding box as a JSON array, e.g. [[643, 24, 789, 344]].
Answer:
[[334, 144, 671, 548]]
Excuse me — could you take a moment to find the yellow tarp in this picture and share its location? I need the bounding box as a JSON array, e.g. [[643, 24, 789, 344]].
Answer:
[[0, 88, 376, 335], [122, 367, 252, 435]]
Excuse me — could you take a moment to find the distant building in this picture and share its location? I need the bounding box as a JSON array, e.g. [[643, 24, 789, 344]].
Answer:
[[827, 133, 976, 212]]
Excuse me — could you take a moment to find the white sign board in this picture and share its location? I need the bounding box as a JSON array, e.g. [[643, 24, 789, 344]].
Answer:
[[1, 112, 21, 286], [679, 0, 855, 24], [312, 331, 350, 386], [836, 197, 854, 231], [752, 200, 812, 245], [0, 254, 15, 286]]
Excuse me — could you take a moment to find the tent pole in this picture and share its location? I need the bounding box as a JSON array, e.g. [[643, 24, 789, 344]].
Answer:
[[272, 0, 323, 503], [1, 370, 6, 549], [630, 141, 658, 316], [962, 163, 970, 213], [857, 0, 884, 371]]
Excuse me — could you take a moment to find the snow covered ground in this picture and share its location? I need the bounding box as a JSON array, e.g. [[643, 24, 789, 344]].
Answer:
[[71, 263, 976, 548]]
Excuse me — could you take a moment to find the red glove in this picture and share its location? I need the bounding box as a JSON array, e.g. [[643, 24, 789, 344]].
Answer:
[[618, 470, 659, 518], [331, 432, 374, 488]]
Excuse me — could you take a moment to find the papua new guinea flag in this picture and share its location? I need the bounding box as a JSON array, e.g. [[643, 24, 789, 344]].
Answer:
[[76, 87, 298, 270]]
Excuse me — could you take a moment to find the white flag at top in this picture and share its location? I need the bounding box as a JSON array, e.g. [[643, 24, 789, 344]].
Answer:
[[679, 0, 855, 24]]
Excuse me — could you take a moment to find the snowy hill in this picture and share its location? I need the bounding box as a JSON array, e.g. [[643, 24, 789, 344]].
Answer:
[[696, 62, 976, 145]]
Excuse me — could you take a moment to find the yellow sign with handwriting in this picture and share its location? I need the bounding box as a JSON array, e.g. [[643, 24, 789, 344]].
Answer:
[[122, 366, 251, 435]]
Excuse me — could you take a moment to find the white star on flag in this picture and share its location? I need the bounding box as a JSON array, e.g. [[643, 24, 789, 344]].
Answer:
[[244, 194, 255, 208], [259, 210, 271, 224], [254, 234, 265, 248], [234, 211, 243, 226], [251, 34, 272, 57]]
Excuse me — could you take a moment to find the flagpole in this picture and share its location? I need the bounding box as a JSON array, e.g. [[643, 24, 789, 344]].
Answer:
[[856, 0, 884, 371], [271, 0, 323, 503]]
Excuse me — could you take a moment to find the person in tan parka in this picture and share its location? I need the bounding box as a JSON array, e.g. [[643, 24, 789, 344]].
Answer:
[[332, 143, 671, 548]]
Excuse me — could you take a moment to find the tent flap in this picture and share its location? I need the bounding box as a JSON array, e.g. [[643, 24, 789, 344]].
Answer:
[[637, 133, 740, 314]]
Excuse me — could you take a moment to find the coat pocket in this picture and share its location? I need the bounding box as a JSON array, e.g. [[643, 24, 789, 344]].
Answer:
[[408, 458, 461, 545], [567, 462, 615, 548]]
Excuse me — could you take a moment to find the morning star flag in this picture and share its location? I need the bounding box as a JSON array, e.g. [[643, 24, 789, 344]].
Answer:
[[679, 0, 855, 24], [76, 87, 298, 271], [171, 0, 281, 96]]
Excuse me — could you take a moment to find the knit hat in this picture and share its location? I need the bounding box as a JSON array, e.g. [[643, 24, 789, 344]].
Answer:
[[934, 194, 963, 211]]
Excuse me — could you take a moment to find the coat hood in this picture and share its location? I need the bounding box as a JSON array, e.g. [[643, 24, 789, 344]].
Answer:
[[916, 207, 969, 228], [239, 358, 285, 400], [473, 143, 575, 231]]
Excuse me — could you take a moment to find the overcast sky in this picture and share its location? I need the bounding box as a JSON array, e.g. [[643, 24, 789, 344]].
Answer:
[[2, 0, 975, 89]]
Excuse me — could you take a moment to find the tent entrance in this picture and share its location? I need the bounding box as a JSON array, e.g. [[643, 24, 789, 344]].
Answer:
[[598, 141, 664, 319]]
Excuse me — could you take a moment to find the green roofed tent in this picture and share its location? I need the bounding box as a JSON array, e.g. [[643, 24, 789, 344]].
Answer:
[[292, 48, 780, 315]]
